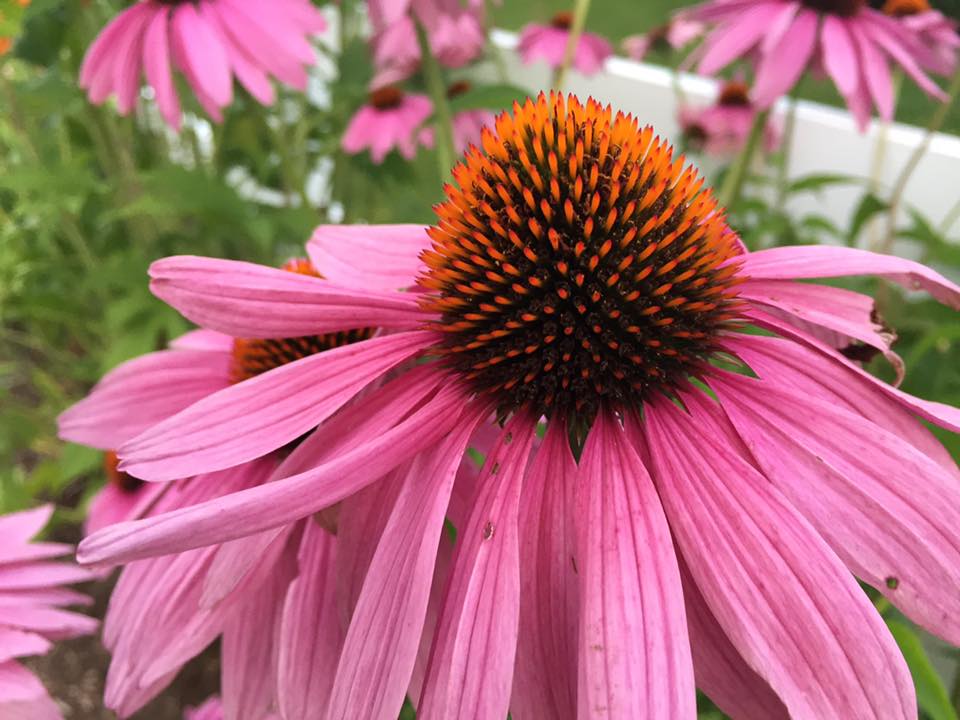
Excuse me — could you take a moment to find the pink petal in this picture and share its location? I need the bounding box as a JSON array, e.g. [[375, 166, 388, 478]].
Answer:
[[679, 561, 788, 720], [0, 628, 50, 664], [861, 15, 947, 100], [744, 309, 960, 432], [142, 6, 181, 131], [0, 661, 61, 720], [0, 605, 98, 641], [752, 8, 818, 107], [58, 349, 230, 450], [739, 279, 903, 382], [111, 5, 151, 115], [418, 417, 538, 720], [221, 541, 297, 720], [149, 255, 426, 337], [821, 16, 860, 99], [85, 4, 152, 105], [171, 3, 233, 109], [326, 406, 484, 720], [201, 0, 275, 106], [118, 331, 434, 481], [852, 21, 895, 121], [577, 412, 695, 719], [307, 224, 431, 292], [710, 370, 960, 645], [739, 245, 960, 309], [697, 2, 785, 75], [0, 505, 53, 548], [169, 329, 235, 352], [725, 333, 959, 475], [277, 522, 343, 719], [644, 395, 915, 720], [0, 563, 93, 591], [80, 378, 468, 566], [512, 419, 578, 720]]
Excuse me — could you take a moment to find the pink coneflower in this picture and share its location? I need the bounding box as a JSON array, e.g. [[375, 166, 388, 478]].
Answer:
[[445, 81, 496, 153], [883, 0, 960, 75], [79, 0, 326, 130], [80, 93, 960, 718], [342, 87, 434, 163], [518, 12, 613, 75], [687, 0, 952, 129], [679, 79, 782, 156], [622, 17, 704, 61], [0, 505, 96, 719], [368, 0, 486, 89]]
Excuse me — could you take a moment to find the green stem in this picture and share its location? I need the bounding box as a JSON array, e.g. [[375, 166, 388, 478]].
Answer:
[[882, 67, 960, 253], [554, 0, 592, 90], [415, 19, 457, 180], [717, 108, 770, 211], [938, 195, 960, 236], [774, 98, 796, 212]]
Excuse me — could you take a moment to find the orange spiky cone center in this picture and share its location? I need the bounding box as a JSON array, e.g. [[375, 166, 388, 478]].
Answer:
[[420, 93, 743, 422]]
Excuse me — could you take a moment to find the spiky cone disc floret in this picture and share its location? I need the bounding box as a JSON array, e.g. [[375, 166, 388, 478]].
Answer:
[[420, 92, 744, 425]]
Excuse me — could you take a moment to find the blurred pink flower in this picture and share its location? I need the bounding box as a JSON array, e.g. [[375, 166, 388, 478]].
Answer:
[[0, 505, 96, 720], [622, 17, 704, 61], [452, 109, 496, 152], [342, 88, 434, 163], [517, 12, 613, 74], [368, 0, 486, 89], [79, 0, 326, 130], [883, 0, 960, 75], [679, 79, 782, 156], [78, 94, 960, 719], [687, 0, 949, 130]]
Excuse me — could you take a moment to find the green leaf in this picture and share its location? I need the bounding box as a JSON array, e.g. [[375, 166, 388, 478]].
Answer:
[[448, 83, 532, 113], [786, 173, 859, 195], [847, 192, 888, 244], [886, 619, 957, 720]]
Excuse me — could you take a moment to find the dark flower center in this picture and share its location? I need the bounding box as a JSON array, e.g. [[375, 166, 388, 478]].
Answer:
[[881, 0, 930, 16], [105, 451, 144, 494], [447, 80, 472, 99], [229, 259, 374, 383], [683, 122, 709, 149], [420, 93, 743, 423], [717, 81, 751, 107], [551, 11, 574, 29], [369, 86, 405, 110], [801, 0, 866, 16]]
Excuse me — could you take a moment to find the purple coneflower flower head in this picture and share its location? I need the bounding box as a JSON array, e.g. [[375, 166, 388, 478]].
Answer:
[[883, 0, 960, 75], [679, 79, 782, 156], [518, 12, 614, 75], [79, 93, 960, 719], [687, 0, 952, 130], [368, 0, 486, 89], [341, 87, 434, 163], [79, 0, 326, 130], [623, 16, 704, 61], [0, 505, 96, 719], [59, 259, 390, 718]]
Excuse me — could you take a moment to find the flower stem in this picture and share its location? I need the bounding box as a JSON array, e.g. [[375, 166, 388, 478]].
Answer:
[[554, 0, 592, 90], [717, 108, 769, 211], [774, 98, 796, 212], [882, 67, 960, 253], [415, 19, 457, 180]]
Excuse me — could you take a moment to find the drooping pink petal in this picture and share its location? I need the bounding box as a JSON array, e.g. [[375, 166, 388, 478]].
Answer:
[[118, 331, 434, 481], [277, 521, 343, 719], [860, 15, 947, 101], [326, 404, 484, 720], [0, 605, 97, 641], [221, 539, 298, 720], [149, 255, 426, 337], [752, 8, 818, 107], [644, 395, 915, 720], [418, 416, 538, 720], [745, 308, 960, 432], [142, 6, 181, 130], [739, 245, 960, 309], [821, 16, 861, 107], [0, 661, 61, 720], [111, 3, 152, 114], [80, 378, 468, 566], [697, 2, 784, 74], [169, 329, 235, 352], [725, 333, 959, 475], [58, 349, 230, 451], [710, 370, 960, 645], [678, 560, 789, 720], [85, 3, 153, 105], [852, 21, 895, 121], [0, 506, 53, 548], [171, 3, 233, 109], [511, 418, 578, 720], [577, 412, 696, 719], [0, 628, 50, 664], [307, 224, 431, 292], [739, 278, 903, 381], [201, 0, 275, 106]]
